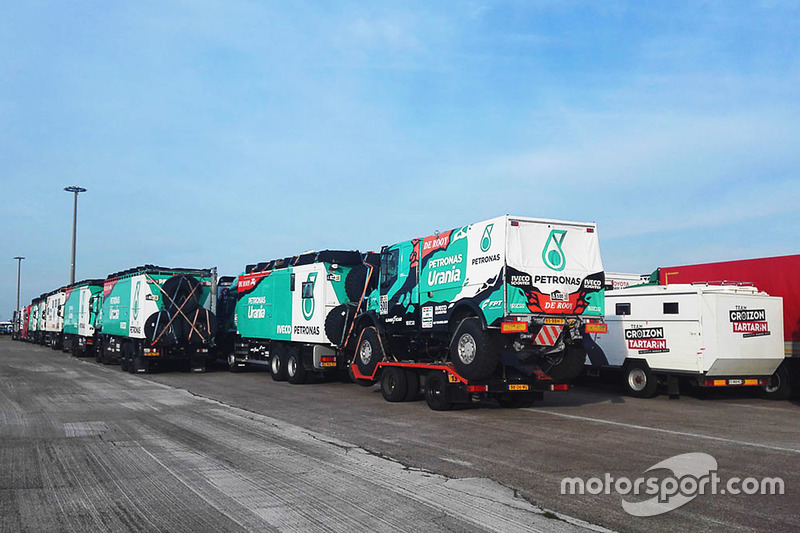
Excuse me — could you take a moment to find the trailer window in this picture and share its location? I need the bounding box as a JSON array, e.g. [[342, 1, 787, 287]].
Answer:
[[615, 303, 631, 316], [663, 302, 679, 314]]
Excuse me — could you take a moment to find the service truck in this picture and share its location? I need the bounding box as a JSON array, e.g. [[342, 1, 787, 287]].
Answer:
[[227, 250, 364, 383], [655, 254, 800, 399], [97, 265, 217, 373], [347, 215, 607, 410], [585, 283, 784, 398], [62, 279, 104, 357], [44, 288, 67, 349]]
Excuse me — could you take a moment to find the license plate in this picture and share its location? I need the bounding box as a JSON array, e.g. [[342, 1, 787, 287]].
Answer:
[[585, 323, 607, 334], [509, 384, 529, 391], [544, 318, 565, 325], [728, 379, 743, 385], [321, 362, 337, 368]]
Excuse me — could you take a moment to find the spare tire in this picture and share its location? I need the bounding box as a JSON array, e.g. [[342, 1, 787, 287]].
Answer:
[[344, 264, 375, 302], [144, 310, 182, 347], [540, 343, 586, 381], [161, 275, 202, 313], [180, 305, 217, 345], [325, 303, 357, 346]]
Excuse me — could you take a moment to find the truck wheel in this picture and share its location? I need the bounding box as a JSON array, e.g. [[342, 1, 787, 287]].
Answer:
[[541, 344, 587, 381], [762, 363, 791, 400], [345, 264, 375, 302], [450, 318, 498, 381], [425, 372, 453, 411], [325, 303, 356, 346], [270, 345, 288, 382], [404, 369, 420, 401], [380, 367, 408, 402], [228, 354, 244, 373], [286, 349, 308, 385], [120, 354, 129, 372], [624, 363, 658, 398], [356, 328, 384, 379]]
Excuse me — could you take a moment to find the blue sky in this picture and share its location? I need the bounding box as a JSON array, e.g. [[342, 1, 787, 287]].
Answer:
[[2, 1, 799, 317]]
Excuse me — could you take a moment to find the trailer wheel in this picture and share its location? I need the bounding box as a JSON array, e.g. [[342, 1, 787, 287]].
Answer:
[[450, 318, 498, 381], [624, 363, 658, 398], [404, 369, 420, 401], [286, 348, 308, 385], [380, 367, 408, 402], [425, 372, 454, 411], [270, 345, 288, 382], [356, 328, 384, 379], [762, 363, 791, 401]]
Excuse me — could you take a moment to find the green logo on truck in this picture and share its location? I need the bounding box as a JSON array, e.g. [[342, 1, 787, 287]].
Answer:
[[132, 281, 141, 320], [302, 272, 317, 320], [480, 224, 493, 252], [543, 230, 567, 271]]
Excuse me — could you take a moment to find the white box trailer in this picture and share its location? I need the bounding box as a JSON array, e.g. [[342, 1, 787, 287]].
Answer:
[[585, 283, 784, 397], [44, 289, 66, 349]]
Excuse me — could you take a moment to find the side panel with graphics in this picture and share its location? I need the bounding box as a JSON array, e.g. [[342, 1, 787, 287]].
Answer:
[[128, 274, 160, 339], [45, 291, 66, 333], [63, 288, 80, 335], [101, 278, 132, 337], [708, 292, 784, 374], [290, 264, 327, 344], [506, 218, 605, 317], [78, 285, 103, 338]]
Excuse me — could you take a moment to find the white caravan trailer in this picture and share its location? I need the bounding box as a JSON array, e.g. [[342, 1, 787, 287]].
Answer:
[[585, 283, 784, 397]]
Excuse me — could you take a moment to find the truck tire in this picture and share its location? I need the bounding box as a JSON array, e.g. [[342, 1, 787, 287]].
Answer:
[[145, 311, 181, 347], [380, 367, 408, 402], [94, 339, 103, 363], [624, 362, 658, 398], [356, 328, 384, 379], [425, 372, 453, 411], [162, 275, 201, 313], [270, 344, 288, 382], [404, 369, 420, 401], [228, 354, 245, 373], [286, 348, 308, 385], [345, 264, 375, 302], [181, 306, 217, 345], [450, 318, 498, 381], [541, 343, 586, 381], [762, 363, 791, 400], [325, 303, 356, 346]]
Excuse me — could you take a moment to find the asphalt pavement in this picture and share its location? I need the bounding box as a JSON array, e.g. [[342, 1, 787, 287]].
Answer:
[[2, 337, 798, 532]]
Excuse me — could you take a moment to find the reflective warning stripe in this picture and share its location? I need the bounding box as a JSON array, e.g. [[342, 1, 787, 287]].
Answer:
[[535, 325, 563, 346]]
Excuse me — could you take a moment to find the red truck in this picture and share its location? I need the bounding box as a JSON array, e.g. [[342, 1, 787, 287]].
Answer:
[[656, 254, 800, 399]]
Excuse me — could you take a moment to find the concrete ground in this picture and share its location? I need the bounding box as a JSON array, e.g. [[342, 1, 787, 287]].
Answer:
[[2, 337, 798, 532]]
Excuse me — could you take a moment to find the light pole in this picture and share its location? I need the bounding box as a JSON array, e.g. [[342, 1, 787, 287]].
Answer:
[[64, 186, 87, 285], [14, 256, 24, 319]]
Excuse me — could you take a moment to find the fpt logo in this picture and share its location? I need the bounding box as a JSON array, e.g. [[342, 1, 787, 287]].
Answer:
[[132, 281, 141, 321], [480, 224, 494, 252], [543, 230, 567, 271], [302, 272, 317, 320]]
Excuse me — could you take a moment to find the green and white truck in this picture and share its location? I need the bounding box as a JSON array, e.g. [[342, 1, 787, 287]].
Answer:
[[62, 279, 104, 357], [348, 215, 607, 410], [27, 296, 43, 344], [97, 265, 218, 373], [226, 250, 365, 383], [44, 287, 67, 349]]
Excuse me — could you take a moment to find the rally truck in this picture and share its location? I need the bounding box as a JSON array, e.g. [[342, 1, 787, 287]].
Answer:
[[44, 287, 67, 349], [62, 279, 104, 357], [347, 215, 607, 410], [26, 298, 42, 344], [585, 283, 784, 398], [33, 296, 47, 345], [227, 250, 365, 383], [96, 265, 218, 373]]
